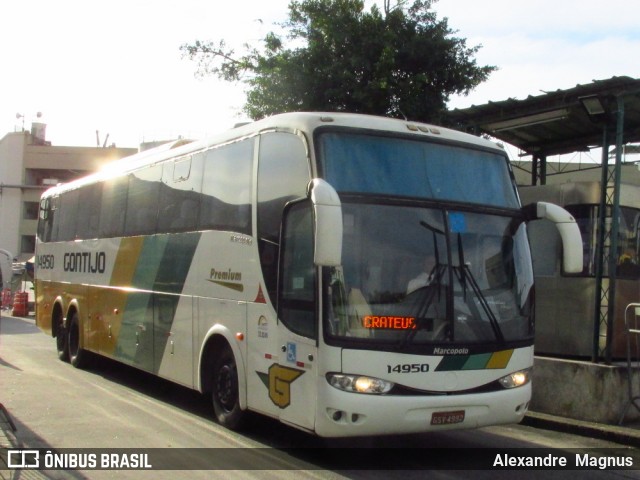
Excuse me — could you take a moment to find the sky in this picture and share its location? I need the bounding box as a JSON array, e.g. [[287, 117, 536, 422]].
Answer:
[[2, 0, 639, 151]]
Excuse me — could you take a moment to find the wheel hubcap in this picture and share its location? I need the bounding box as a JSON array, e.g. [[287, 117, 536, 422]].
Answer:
[[217, 365, 236, 411]]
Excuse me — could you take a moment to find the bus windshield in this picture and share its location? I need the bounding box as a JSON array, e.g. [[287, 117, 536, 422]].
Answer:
[[317, 131, 519, 209], [318, 132, 533, 349], [323, 204, 534, 348]]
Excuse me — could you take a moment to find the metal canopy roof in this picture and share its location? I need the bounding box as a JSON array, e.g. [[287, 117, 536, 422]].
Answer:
[[446, 76, 640, 157]]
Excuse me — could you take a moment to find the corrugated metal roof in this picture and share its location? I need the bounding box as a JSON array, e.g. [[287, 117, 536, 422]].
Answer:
[[446, 76, 640, 157]]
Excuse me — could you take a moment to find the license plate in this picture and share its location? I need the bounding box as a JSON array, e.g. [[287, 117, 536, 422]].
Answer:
[[431, 410, 465, 425]]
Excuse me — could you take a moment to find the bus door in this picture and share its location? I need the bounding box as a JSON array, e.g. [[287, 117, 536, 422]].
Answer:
[[275, 320, 318, 431], [275, 202, 318, 431]]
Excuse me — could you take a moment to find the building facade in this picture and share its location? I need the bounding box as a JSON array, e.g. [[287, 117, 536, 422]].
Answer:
[[0, 129, 136, 262]]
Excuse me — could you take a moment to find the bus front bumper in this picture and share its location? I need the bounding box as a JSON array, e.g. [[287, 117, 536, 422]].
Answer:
[[314, 382, 531, 438]]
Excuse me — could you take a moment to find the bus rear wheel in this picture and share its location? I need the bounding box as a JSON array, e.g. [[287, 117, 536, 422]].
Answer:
[[68, 312, 88, 369], [56, 322, 69, 362], [211, 346, 245, 430]]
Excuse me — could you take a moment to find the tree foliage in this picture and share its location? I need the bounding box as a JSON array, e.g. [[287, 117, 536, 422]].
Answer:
[[181, 0, 495, 123]]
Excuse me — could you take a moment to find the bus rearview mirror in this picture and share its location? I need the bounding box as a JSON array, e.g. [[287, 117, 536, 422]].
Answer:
[[308, 179, 343, 266], [524, 201, 583, 274]]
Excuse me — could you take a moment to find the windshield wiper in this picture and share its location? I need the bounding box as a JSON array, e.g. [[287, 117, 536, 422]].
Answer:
[[395, 220, 451, 348], [398, 263, 448, 348], [414, 218, 505, 345], [454, 233, 505, 344]]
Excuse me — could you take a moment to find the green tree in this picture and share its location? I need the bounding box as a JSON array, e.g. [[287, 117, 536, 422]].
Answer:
[[181, 0, 495, 123]]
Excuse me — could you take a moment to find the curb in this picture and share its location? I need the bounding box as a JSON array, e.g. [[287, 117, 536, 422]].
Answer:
[[524, 411, 640, 448], [0, 409, 18, 480]]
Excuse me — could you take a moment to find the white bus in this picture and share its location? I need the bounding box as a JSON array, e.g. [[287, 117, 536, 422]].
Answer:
[[35, 112, 582, 437]]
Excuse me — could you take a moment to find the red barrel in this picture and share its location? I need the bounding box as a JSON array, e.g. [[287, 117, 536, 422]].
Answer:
[[12, 292, 28, 317]]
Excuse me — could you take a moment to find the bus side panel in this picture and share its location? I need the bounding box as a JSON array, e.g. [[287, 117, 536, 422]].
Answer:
[[188, 230, 264, 398], [147, 233, 201, 385], [88, 285, 129, 356], [109, 233, 200, 378], [117, 291, 155, 370], [89, 237, 145, 358], [35, 278, 54, 334], [155, 294, 195, 388]]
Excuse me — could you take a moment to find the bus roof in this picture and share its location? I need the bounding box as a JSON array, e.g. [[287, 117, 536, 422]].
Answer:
[[41, 112, 504, 197]]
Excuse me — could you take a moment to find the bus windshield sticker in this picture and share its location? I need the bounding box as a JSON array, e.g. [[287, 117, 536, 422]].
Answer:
[[449, 212, 467, 233]]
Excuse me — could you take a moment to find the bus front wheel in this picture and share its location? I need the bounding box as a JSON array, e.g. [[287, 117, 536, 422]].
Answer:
[[211, 346, 245, 430]]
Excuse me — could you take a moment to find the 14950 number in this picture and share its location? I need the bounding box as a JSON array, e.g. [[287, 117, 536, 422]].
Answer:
[[387, 363, 430, 374]]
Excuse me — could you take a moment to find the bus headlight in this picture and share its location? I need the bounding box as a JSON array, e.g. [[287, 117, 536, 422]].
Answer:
[[327, 373, 394, 394], [498, 368, 531, 389]]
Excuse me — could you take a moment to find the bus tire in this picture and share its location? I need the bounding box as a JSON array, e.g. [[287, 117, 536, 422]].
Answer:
[[56, 322, 69, 362], [211, 346, 245, 430], [68, 312, 88, 369]]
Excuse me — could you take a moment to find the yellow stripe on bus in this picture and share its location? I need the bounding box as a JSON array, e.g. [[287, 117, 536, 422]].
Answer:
[[486, 349, 514, 369], [110, 237, 145, 287]]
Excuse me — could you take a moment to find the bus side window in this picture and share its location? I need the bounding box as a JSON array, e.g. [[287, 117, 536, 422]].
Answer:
[[123, 164, 163, 236], [99, 176, 128, 238], [58, 189, 80, 241], [257, 132, 310, 303], [199, 139, 253, 234], [38, 196, 58, 243], [76, 185, 102, 240], [158, 153, 203, 233]]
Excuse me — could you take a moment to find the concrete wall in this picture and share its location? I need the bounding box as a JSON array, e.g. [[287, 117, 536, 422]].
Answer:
[[0, 133, 27, 257], [24, 143, 134, 172], [531, 356, 640, 425]]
